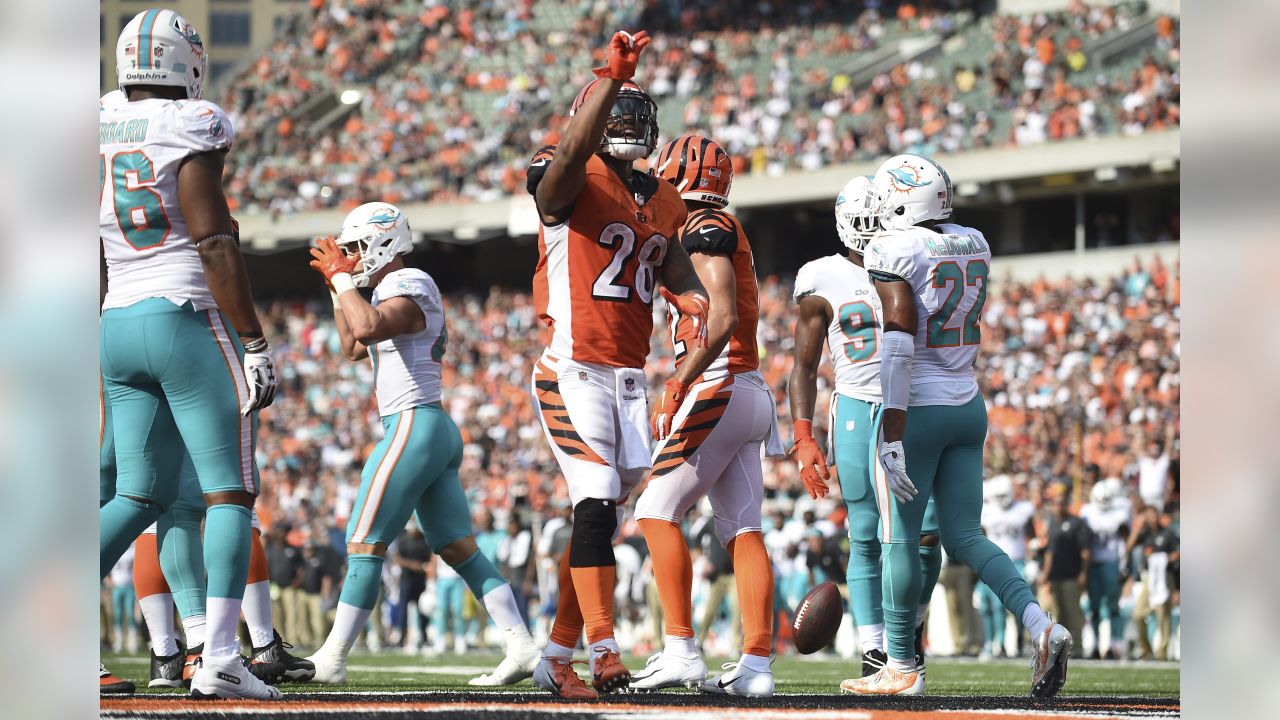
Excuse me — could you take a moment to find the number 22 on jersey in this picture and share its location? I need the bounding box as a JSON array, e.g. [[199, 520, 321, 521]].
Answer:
[[927, 259, 988, 348], [101, 150, 171, 250]]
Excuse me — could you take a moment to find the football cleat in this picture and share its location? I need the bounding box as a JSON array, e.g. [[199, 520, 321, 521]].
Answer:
[[190, 653, 283, 700], [629, 650, 708, 692], [149, 647, 185, 688], [304, 644, 349, 685], [699, 660, 775, 698], [915, 621, 927, 681], [468, 626, 540, 686], [253, 630, 315, 683], [840, 666, 924, 696], [861, 648, 887, 678], [1030, 620, 1073, 698], [182, 643, 203, 688], [533, 656, 596, 700], [590, 647, 631, 694], [100, 663, 135, 694]]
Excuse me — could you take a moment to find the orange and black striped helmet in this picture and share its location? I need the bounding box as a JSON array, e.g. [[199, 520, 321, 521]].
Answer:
[[651, 134, 733, 208]]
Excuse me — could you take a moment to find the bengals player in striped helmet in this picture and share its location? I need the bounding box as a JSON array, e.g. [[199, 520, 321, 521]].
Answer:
[[631, 134, 782, 698], [524, 31, 710, 699]]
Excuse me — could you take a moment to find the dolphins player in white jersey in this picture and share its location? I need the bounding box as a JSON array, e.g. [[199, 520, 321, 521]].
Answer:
[[305, 202, 539, 686], [979, 475, 1036, 658], [1080, 477, 1132, 659], [100, 10, 279, 700], [845, 154, 1071, 698], [789, 176, 942, 690]]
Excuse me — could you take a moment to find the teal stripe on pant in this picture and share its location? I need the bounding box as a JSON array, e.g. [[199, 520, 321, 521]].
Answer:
[[874, 395, 1036, 661], [833, 394, 883, 631]]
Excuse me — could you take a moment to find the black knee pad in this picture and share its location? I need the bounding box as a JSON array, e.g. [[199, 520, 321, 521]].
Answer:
[[570, 498, 618, 568]]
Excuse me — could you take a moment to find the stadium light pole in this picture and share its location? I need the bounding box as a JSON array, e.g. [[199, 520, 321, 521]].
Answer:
[[1074, 193, 1086, 255]]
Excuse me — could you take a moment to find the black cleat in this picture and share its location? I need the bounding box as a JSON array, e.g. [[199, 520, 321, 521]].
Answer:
[[253, 630, 315, 683], [100, 663, 135, 694], [860, 648, 887, 678], [914, 620, 927, 680], [149, 646, 185, 688]]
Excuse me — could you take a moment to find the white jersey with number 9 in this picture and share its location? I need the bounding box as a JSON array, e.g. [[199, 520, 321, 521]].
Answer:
[[99, 96, 235, 311], [793, 254, 883, 404], [865, 223, 991, 406]]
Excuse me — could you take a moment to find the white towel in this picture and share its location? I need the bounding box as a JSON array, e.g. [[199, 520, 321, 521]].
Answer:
[[615, 367, 652, 470], [1146, 552, 1170, 606], [739, 370, 786, 458]]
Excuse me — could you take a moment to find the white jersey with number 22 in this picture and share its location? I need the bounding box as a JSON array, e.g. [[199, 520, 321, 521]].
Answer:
[[865, 223, 991, 406]]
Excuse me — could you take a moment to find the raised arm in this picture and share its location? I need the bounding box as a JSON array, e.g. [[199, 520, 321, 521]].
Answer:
[[309, 238, 425, 357], [788, 295, 835, 499], [535, 31, 650, 223]]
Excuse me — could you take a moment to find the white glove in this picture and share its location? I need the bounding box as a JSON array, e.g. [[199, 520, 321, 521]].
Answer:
[[877, 440, 918, 503], [241, 340, 278, 415]]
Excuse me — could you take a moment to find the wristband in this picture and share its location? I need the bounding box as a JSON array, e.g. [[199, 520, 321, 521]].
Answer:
[[329, 288, 342, 306], [331, 272, 357, 295], [794, 418, 815, 442], [242, 336, 268, 353]]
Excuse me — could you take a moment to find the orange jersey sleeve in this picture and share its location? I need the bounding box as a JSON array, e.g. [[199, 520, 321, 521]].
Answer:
[[668, 207, 760, 376], [533, 154, 687, 368]]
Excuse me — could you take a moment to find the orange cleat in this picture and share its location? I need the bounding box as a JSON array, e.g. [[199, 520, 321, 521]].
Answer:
[[591, 648, 632, 694], [100, 663, 135, 694], [840, 666, 924, 696], [532, 656, 597, 700], [182, 643, 203, 688]]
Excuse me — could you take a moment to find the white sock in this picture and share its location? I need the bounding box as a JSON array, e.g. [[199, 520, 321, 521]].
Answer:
[[588, 638, 621, 669], [738, 653, 771, 672], [887, 655, 915, 673], [322, 601, 372, 657], [241, 581, 275, 649], [205, 597, 244, 658], [139, 593, 179, 656], [1022, 603, 1052, 638], [916, 605, 930, 627], [663, 634, 698, 658], [544, 640, 575, 659], [857, 624, 884, 654], [481, 585, 524, 631], [182, 614, 206, 650]]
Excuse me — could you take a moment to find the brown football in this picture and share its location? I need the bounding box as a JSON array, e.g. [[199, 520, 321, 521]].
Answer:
[[792, 581, 842, 654]]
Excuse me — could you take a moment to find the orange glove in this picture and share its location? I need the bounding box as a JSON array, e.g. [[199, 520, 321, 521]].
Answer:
[[652, 378, 688, 441], [660, 286, 710, 348], [309, 236, 360, 283], [593, 30, 651, 81], [790, 419, 830, 499]]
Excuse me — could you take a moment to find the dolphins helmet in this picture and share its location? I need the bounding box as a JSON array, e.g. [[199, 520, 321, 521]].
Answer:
[[337, 202, 414, 288], [984, 474, 1014, 509], [872, 154, 954, 230], [117, 9, 208, 100], [834, 175, 882, 253]]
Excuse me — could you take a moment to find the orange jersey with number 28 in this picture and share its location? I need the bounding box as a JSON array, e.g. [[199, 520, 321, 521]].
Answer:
[[531, 152, 687, 368]]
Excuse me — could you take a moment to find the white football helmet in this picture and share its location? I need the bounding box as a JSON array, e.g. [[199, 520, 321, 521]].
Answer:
[[338, 202, 414, 288], [872, 154, 954, 230], [117, 9, 208, 100], [1090, 477, 1125, 510], [984, 474, 1014, 509], [834, 175, 882, 254]]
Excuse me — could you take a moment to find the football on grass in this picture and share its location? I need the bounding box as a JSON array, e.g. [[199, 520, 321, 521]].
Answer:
[[792, 581, 842, 654]]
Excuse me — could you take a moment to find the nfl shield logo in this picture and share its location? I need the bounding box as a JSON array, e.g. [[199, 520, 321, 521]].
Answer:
[[578, 371, 588, 381], [625, 378, 635, 392]]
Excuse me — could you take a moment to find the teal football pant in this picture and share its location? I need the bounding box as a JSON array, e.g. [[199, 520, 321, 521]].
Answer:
[[100, 298, 256, 613], [833, 395, 941, 641], [345, 405, 473, 550], [872, 395, 1036, 661]]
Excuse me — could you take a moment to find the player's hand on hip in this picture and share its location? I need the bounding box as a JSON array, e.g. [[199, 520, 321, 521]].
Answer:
[[878, 440, 918, 503], [660, 287, 711, 348], [651, 378, 687, 441], [241, 338, 278, 415], [309, 236, 360, 282], [593, 30, 651, 81], [789, 419, 830, 499]]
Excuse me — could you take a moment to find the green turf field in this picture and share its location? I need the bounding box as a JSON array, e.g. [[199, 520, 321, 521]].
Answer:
[[101, 650, 1179, 698]]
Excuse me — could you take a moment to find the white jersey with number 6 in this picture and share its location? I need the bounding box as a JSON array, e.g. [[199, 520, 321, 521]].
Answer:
[[369, 268, 448, 416], [793, 254, 883, 404], [865, 223, 991, 406], [100, 96, 234, 311]]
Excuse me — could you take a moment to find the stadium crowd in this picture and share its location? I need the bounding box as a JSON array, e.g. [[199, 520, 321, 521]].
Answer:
[[101, 254, 1180, 662], [215, 0, 1179, 214]]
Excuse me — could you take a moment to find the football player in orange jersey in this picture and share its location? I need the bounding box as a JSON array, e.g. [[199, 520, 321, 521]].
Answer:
[[631, 135, 782, 698], [525, 30, 710, 699]]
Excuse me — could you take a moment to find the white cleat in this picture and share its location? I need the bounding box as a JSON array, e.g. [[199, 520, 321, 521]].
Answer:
[[1030, 621, 1073, 698], [469, 627, 541, 686], [840, 666, 925, 696], [629, 651, 708, 692], [189, 654, 282, 700], [699, 660, 774, 698], [305, 645, 349, 685]]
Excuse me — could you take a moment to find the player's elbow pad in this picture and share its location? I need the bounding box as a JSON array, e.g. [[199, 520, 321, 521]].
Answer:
[[880, 330, 915, 411]]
